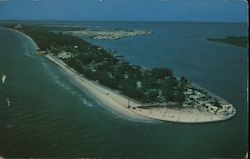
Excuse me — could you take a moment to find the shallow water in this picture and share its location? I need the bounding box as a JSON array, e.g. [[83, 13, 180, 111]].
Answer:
[[0, 22, 248, 158]]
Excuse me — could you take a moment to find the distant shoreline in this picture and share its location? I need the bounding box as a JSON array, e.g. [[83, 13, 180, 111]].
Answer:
[[9, 26, 237, 123], [64, 29, 152, 40], [207, 36, 248, 48], [0, 20, 247, 25]]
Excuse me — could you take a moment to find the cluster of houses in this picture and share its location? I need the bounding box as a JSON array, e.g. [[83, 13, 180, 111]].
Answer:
[[183, 88, 235, 117], [14, 24, 23, 29], [57, 51, 74, 59], [39, 45, 78, 59], [35, 48, 75, 59]]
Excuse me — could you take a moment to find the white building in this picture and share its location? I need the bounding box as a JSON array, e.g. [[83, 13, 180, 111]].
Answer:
[[205, 103, 219, 113], [136, 81, 142, 88], [58, 52, 73, 59]]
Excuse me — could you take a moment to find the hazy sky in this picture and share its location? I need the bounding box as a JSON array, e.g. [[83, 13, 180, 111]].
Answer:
[[0, 0, 248, 23]]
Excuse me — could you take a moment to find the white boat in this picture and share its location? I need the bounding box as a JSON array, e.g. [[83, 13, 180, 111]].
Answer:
[[1, 74, 6, 84]]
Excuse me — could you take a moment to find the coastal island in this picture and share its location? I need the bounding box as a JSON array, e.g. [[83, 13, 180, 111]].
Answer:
[[64, 29, 152, 40], [8, 24, 236, 123], [207, 36, 248, 48]]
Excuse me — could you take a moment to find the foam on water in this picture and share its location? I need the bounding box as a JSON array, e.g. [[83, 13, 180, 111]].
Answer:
[[41, 61, 95, 108], [39, 58, 156, 123], [43, 59, 156, 123], [79, 97, 93, 107], [11, 29, 37, 58]]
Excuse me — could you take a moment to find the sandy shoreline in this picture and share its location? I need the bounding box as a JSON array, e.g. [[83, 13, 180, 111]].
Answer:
[[45, 54, 236, 123], [45, 54, 149, 121]]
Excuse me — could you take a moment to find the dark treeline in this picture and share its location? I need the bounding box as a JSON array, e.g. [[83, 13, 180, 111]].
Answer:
[[207, 36, 248, 48]]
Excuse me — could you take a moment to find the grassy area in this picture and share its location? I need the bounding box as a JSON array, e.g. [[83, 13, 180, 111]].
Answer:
[[207, 36, 248, 48]]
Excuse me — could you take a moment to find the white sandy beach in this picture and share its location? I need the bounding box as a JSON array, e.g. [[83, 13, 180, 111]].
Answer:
[[45, 54, 148, 121], [45, 54, 236, 123]]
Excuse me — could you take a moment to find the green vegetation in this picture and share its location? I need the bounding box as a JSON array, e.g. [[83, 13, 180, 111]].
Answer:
[[10, 25, 188, 104], [207, 36, 248, 48]]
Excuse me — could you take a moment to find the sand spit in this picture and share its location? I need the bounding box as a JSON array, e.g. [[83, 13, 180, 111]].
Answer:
[[64, 29, 151, 40], [45, 54, 236, 123], [7, 27, 236, 123]]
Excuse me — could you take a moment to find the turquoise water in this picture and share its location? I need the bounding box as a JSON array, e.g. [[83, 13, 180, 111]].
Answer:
[[0, 22, 248, 158]]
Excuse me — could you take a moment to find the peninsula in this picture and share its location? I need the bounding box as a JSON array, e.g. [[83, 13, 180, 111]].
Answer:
[[8, 24, 236, 123], [207, 36, 248, 48], [64, 29, 152, 40]]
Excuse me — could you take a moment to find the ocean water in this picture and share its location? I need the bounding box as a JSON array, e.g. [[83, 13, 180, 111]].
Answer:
[[0, 22, 248, 158]]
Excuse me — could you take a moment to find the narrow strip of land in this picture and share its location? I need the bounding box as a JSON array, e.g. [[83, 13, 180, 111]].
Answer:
[[7, 25, 237, 123], [207, 36, 248, 48], [45, 54, 236, 123]]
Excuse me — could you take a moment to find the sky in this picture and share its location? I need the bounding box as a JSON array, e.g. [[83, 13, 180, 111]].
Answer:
[[0, 0, 248, 23]]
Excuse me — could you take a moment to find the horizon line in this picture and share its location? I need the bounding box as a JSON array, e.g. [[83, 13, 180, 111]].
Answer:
[[0, 19, 247, 24]]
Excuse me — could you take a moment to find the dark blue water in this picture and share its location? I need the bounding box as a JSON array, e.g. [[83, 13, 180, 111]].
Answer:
[[0, 22, 248, 158]]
